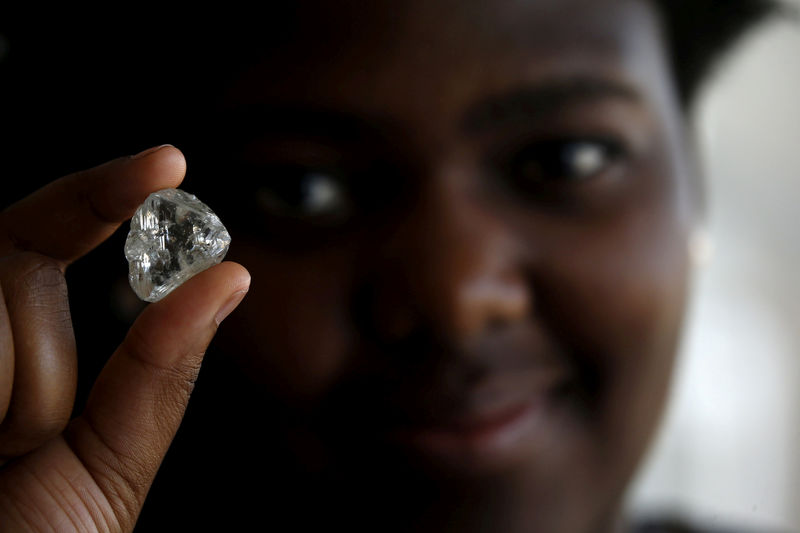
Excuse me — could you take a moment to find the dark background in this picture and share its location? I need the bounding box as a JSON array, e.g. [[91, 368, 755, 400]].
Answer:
[[0, 19, 231, 416]]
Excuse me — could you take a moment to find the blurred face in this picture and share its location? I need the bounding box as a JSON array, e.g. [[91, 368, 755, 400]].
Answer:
[[205, 0, 697, 531]]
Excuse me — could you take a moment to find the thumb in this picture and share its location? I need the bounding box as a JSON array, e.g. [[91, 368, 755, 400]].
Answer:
[[65, 261, 250, 529]]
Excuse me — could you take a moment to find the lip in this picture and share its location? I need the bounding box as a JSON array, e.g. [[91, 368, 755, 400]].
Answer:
[[385, 395, 551, 472]]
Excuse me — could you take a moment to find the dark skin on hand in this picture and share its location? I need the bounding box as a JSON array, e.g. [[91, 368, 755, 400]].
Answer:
[[0, 0, 704, 532]]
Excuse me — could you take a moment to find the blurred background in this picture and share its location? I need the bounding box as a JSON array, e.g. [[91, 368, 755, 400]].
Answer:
[[0, 5, 798, 532], [627, 6, 800, 532]]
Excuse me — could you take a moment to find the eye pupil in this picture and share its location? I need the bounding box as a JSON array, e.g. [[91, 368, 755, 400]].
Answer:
[[567, 142, 607, 178], [513, 139, 618, 184], [304, 173, 340, 213], [256, 169, 348, 218]]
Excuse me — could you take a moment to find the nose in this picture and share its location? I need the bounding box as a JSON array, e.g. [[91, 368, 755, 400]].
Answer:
[[358, 161, 530, 345]]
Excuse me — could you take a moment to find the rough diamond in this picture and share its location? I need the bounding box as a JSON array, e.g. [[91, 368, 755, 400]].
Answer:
[[124, 188, 231, 302]]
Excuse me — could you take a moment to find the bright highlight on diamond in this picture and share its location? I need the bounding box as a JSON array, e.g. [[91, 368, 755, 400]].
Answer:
[[124, 188, 231, 302]]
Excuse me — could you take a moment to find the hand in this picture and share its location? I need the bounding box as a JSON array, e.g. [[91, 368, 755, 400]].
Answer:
[[0, 146, 250, 532]]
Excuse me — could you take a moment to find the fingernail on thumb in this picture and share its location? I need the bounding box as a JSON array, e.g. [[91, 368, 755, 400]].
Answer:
[[215, 288, 249, 326], [131, 144, 174, 160]]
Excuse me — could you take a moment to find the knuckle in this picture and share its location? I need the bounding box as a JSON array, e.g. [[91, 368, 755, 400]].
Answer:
[[165, 354, 203, 388], [3, 252, 69, 311], [122, 324, 160, 365], [6, 250, 63, 275], [0, 253, 75, 345], [29, 411, 71, 438], [148, 354, 203, 425], [161, 357, 202, 403], [125, 325, 205, 379], [13, 252, 67, 294], [123, 325, 204, 413], [0, 413, 69, 458], [32, 398, 74, 435]]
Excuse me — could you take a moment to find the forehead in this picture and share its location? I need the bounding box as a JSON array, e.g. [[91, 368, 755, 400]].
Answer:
[[226, 0, 673, 132]]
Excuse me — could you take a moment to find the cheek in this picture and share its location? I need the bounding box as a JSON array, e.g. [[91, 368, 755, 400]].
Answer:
[[533, 204, 691, 463], [548, 226, 689, 365], [219, 240, 356, 402]]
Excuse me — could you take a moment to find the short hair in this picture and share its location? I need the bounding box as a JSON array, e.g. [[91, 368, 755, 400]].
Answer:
[[653, 0, 782, 108]]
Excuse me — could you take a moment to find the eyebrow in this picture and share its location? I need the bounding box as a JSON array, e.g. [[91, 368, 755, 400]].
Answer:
[[460, 76, 643, 134], [214, 76, 642, 146]]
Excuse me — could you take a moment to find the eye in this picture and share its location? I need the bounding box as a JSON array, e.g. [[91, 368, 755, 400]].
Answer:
[[508, 138, 624, 184], [255, 167, 351, 221]]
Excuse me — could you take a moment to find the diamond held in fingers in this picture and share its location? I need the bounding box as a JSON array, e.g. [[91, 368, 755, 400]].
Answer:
[[124, 188, 231, 302]]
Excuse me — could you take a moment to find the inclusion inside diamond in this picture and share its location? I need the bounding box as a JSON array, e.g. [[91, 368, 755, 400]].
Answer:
[[124, 188, 231, 302]]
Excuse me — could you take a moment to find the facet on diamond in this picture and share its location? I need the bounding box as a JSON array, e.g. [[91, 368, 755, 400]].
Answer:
[[124, 188, 231, 302]]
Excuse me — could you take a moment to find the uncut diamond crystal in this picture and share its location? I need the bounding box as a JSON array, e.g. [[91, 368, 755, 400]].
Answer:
[[124, 188, 231, 302]]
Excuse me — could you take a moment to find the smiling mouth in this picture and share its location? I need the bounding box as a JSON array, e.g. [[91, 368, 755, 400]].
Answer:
[[390, 399, 542, 452], [317, 322, 579, 473], [380, 373, 572, 473]]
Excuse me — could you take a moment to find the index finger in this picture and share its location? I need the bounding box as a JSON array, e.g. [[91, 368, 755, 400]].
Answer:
[[0, 145, 186, 265]]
